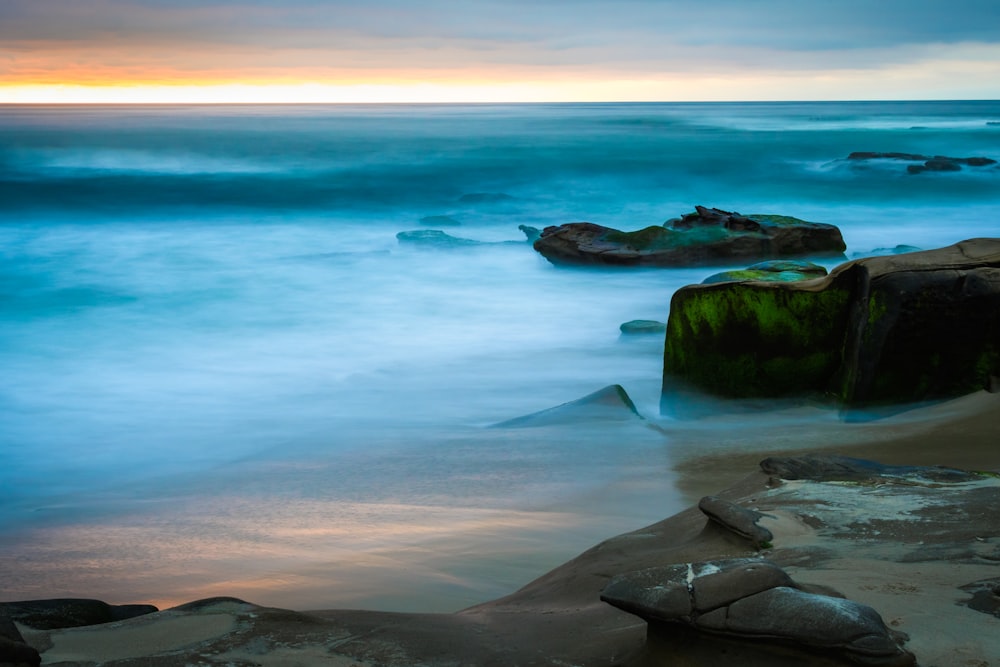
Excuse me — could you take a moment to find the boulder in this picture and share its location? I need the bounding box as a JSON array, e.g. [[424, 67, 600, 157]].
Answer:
[[702, 259, 828, 285], [601, 559, 914, 666], [661, 238, 1000, 410], [0, 598, 158, 630], [532, 206, 846, 267]]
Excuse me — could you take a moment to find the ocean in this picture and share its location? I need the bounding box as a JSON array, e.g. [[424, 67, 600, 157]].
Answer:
[[2, 101, 999, 611]]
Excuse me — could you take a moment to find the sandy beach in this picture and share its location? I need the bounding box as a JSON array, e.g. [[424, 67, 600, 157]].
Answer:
[[6, 388, 999, 666]]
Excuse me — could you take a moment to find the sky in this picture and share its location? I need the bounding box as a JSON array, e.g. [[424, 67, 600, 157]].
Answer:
[[1, 0, 999, 103]]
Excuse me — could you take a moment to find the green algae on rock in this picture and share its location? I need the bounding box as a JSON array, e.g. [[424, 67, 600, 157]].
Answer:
[[701, 259, 828, 284], [662, 238, 1000, 411], [533, 206, 846, 267]]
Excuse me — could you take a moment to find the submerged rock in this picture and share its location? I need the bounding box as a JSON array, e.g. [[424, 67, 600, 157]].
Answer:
[[492, 384, 642, 428], [532, 206, 845, 267], [661, 238, 1000, 410], [396, 225, 539, 248], [846, 151, 997, 174], [702, 259, 828, 284], [619, 319, 667, 335], [602, 559, 914, 666]]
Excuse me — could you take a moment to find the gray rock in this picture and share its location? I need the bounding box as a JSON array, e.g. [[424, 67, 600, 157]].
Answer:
[[759, 455, 982, 484], [491, 384, 642, 428], [722, 587, 913, 665], [601, 559, 914, 667], [698, 495, 774, 547]]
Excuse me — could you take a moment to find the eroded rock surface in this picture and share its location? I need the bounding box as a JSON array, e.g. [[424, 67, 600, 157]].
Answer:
[[662, 237, 1000, 409], [533, 206, 845, 267], [702, 259, 828, 284], [602, 559, 914, 666]]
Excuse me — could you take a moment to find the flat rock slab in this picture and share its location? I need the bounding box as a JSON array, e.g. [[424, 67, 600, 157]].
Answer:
[[759, 455, 982, 484]]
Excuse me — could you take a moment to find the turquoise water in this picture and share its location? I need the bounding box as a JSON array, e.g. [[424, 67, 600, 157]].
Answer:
[[2, 101, 999, 609]]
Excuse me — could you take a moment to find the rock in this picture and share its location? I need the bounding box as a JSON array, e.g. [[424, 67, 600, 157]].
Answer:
[[532, 207, 846, 267], [491, 384, 642, 428], [702, 259, 828, 284], [517, 224, 541, 243], [958, 579, 1000, 618], [396, 225, 538, 248], [698, 495, 774, 547], [601, 559, 914, 666], [0, 610, 40, 667], [458, 192, 515, 204], [759, 455, 982, 484], [396, 229, 483, 247], [853, 245, 922, 258], [0, 598, 158, 630], [619, 319, 667, 335], [988, 121, 1000, 126], [661, 238, 1000, 409], [846, 151, 997, 174], [419, 215, 461, 226]]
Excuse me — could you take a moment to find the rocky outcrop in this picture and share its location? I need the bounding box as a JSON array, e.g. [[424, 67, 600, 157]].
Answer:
[[661, 238, 1000, 410], [532, 206, 846, 267], [846, 152, 997, 174], [702, 259, 828, 284], [0, 610, 40, 667], [601, 558, 915, 666]]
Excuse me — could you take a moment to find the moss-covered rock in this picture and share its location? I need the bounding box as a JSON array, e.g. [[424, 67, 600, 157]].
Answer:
[[702, 260, 828, 284], [533, 206, 845, 267], [662, 238, 1000, 411]]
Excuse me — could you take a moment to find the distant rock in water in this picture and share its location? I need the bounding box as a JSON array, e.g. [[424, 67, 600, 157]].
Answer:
[[397, 225, 539, 248], [987, 121, 1000, 126], [419, 215, 462, 227], [492, 384, 642, 428], [620, 319, 667, 335], [846, 151, 997, 174], [701, 259, 828, 285], [661, 238, 1000, 412], [458, 192, 515, 204], [532, 206, 846, 268]]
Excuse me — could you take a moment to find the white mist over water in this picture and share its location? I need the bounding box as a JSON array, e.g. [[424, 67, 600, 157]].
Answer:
[[2, 101, 999, 610]]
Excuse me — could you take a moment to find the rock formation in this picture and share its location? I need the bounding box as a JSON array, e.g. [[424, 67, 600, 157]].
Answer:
[[532, 206, 846, 267], [601, 558, 915, 666], [701, 259, 828, 284], [661, 238, 1000, 410]]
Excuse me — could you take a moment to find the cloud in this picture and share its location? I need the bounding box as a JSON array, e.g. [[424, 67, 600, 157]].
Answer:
[[0, 0, 997, 98]]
